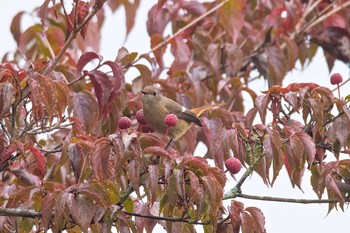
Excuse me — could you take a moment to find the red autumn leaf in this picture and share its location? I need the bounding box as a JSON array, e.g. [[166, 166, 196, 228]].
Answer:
[[150, 34, 166, 68], [77, 51, 102, 73], [180, 154, 209, 173], [78, 183, 108, 207], [293, 131, 316, 165], [143, 146, 171, 159], [187, 170, 200, 205], [72, 91, 99, 133], [42, 191, 60, 231], [10, 11, 25, 45], [264, 128, 284, 185], [134, 64, 152, 87], [90, 137, 112, 180], [229, 201, 244, 233], [147, 165, 159, 206], [325, 174, 345, 208], [123, 0, 140, 40], [245, 207, 266, 232], [68, 143, 83, 180], [146, 4, 171, 36], [134, 202, 157, 233], [127, 159, 142, 196], [241, 211, 255, 233], [0, 144, 17, 165], [255, 94, 270, 124], [71, 194, 95, 232], [202, 174, 223, 214], [67, 1, 90, 38], [26, 145, 46, 176]]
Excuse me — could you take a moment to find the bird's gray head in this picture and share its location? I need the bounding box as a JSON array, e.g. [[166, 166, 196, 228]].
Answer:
[[141, 86, 163, 105]]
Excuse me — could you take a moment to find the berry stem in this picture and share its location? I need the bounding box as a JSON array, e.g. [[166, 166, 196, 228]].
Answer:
[[337, 84, 340, 99]]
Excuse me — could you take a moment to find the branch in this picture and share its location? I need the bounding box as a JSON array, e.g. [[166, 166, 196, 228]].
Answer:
[[117, 185, 134, 207], [223, 145, 265, 199], [124, 211, 210, 225], [237, 193, 338, 204], [0, 207, 210, 226], [0, 208, 41, 218], [43, 0, 108, 74]]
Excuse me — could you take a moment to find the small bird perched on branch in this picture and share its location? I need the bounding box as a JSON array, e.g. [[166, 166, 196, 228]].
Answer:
[[141, 85, 203, 150]]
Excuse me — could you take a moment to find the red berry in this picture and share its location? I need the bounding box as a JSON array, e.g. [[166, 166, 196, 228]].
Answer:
[[136, 109, 147, 125], [225, 157, 242, 174], [164, 114, 178, 127], [118, 116, 132, 129], [141, 124, 154, 133], [330, 73, 343, 85]]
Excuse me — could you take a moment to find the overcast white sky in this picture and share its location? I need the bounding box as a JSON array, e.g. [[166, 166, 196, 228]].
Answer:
[[1, 1, 350, 233]]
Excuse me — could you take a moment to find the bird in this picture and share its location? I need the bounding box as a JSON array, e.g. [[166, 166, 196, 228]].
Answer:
[[141, 85, 203, 150]]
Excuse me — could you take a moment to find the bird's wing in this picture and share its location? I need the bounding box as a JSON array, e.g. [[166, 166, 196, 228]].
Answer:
[[165, 99, 203, 127], [177, 109, 203, 127]]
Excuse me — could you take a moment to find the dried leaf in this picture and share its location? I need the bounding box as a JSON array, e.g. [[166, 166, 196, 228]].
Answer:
[[0, 82, 15, 119]]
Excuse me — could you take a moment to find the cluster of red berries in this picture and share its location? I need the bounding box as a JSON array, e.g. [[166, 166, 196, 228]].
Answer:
[[118, 110, 179, 131], [118, 110, 153, 132]]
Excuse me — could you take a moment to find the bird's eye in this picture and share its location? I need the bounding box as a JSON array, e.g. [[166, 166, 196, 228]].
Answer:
[[152, 92, 157, 96]]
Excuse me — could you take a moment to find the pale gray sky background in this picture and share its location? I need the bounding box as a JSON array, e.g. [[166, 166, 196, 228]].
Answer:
[[1, 1, 349, 232]]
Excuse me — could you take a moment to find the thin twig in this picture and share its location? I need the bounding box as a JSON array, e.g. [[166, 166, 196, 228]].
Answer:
[[237, 193, 338, 204], [223, 146, 265, 199], [124, 211, 210, 225]]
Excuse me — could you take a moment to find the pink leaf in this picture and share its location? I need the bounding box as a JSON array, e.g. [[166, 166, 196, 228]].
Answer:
[[26, 145, 46, 176], [77, 51, 102, 73]]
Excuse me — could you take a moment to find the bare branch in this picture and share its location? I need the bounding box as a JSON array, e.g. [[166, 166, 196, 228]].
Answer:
[[0, 208, 41, 218], [237, 193, 338, 204], [124, 211, 210, 225]]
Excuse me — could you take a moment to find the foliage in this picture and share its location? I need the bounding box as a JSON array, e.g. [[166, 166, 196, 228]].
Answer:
[[0, 0, 350, 232]]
